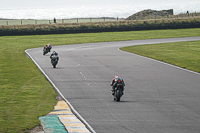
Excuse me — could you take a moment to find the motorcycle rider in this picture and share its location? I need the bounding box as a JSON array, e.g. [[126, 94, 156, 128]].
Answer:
[[48, 43, 52, 51], [50, 51, 59, 63], [110, 75, 125, 95]]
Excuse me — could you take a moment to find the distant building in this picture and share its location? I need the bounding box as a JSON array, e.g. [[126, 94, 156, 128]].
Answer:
[[166, 9, 173, 15]]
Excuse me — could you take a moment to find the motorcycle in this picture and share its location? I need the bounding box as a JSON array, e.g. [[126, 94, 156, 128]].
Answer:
[[43, 47, 51, 55], [50, 56, 58, 68], [113, 83, 124, 102]]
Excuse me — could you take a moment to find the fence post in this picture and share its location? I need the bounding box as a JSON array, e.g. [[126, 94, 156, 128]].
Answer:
[[77, 18, 78, 23], [21, 20, 22, 25], [7, 21, 8, 25], [90, 18, 92, 22]]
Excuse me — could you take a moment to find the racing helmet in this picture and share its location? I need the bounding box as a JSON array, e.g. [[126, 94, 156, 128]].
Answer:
[[115, 75, 119, 81]]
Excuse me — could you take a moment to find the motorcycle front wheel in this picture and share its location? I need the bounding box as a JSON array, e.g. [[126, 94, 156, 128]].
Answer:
[[116, 90, 121, 102], [43, 50, 47, 55], [53, 61, 57, 68]]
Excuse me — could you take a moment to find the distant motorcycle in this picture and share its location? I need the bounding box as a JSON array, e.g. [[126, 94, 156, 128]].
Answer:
[[50, 55, 58, 68], [43, 44, 52, 55], [113, 83, 124, 102], [43, 47, 50, 55]]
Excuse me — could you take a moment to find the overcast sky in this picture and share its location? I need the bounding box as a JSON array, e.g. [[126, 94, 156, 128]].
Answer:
[[1, 0, 199, 9]]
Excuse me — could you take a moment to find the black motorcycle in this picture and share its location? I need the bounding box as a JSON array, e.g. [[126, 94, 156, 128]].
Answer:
[[43, 47, 51, 55], [113, 83, 123, 102], [50, 56, 58, 68]]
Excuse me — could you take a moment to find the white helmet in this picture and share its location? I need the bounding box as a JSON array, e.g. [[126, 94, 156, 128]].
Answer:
[[114, 75, 119, 81]]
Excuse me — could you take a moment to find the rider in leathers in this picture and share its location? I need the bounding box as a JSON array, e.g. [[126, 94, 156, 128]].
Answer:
[[50, 51, 59, 63], [110, 75, 125, 95]]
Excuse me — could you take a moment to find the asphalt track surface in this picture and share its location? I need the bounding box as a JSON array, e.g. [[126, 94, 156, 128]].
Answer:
[[27, 37, 200, 133]]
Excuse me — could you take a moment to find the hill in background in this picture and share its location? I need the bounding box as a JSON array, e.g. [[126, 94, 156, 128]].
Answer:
[[126, 9, 173, 20]]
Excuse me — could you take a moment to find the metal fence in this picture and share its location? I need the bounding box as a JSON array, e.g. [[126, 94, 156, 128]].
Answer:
[[0, 18, 124, 26]]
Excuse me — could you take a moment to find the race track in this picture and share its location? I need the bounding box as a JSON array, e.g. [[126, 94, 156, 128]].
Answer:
[[27, 37, 200, 133]]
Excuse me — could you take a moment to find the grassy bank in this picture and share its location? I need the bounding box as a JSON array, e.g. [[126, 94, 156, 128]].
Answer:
[[0, 28, 200, 132], [0, 16, 200, 36], [120, 40, 200, 73]]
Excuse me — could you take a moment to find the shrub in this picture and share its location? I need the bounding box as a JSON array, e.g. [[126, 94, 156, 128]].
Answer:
[[0, 17, 200, 35]]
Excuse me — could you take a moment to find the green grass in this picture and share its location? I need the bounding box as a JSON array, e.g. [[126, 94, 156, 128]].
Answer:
[[0, 37, 58, 133], [120, 40, 200, 73], [0, 28, 200, 132]]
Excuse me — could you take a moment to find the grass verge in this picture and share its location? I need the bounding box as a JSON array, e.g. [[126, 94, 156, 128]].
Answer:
[[120, 40, 200, 73], [0, 28, 200, 132]]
